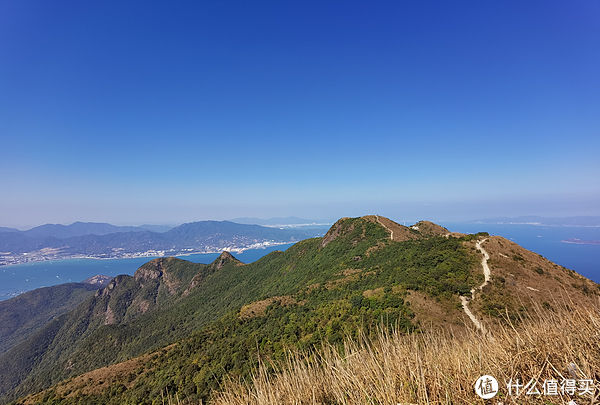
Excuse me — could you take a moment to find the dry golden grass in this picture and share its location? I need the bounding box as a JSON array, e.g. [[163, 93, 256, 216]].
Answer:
[[239, 296, 298, 319], [215, 302, 600, 404]]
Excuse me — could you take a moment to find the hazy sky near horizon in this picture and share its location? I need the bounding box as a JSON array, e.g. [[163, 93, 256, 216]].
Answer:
[[1, 1, 599, 227]]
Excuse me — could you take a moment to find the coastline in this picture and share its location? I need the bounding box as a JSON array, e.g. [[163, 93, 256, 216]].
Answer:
[[0, 242, 298, 301], [0, 240, 298, 268]]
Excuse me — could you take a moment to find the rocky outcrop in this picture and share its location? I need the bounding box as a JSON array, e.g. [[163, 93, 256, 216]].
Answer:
[[82, 275, 112, 288], [211, 251, 242, 270], [134, 258, 164, 282], [183, 252, 242, 296], [96, 275, 130, 297], [320, 217, 352, 247]]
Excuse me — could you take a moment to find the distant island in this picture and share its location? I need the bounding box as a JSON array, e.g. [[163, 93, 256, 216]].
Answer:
[[230, 216, 332, 228], [0, 221, 325, 266], [561, 238, 600, 246], [471, 215, 600, 227]]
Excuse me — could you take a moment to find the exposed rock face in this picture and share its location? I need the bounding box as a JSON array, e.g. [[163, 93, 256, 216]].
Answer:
[[213, 251, 241, 270], [82, 275, 112, 288], [97, 276, 126, 297], [104, 305, 116, 325], [134, 299, 151, 314], [134, 258, 164, 281], [320, 217, 352, 247], [183, 251, 242, 296], [133, 258, 185, 295]]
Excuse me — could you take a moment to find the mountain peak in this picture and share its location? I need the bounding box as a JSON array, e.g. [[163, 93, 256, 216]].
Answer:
[[133, 257, 187, 281], [362, 215, 419, 242], [211, 251, 242, 270], [320, 215, 416, 248], [323, 216, 457, 245], [183, 252, 242, 296], [134, 258, 165, 281]]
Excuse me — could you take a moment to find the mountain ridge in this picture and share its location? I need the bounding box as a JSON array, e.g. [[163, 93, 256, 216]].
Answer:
[[0, 227, 19, 233], [20, 222, 147, 239], [1, 216, 598, 404]]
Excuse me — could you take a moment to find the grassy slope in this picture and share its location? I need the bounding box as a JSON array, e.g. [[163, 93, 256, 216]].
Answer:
[[215, 303, 600, 405], [8, 217, 600, 404], [0, 283, 98, 354]]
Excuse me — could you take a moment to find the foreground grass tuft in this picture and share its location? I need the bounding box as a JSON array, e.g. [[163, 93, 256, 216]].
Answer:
[[215, 301, 600, 404]]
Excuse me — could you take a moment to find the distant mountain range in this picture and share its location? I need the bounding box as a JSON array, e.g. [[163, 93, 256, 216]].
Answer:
[[230, 216, 331, 227], [137, 224, 175, 233], [0, 222, 151, 238], [0, 221, 324, 266], [471, 216, 600, 227]]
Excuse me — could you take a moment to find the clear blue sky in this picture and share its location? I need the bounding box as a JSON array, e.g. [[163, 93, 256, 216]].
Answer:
[[1, 1, 599, 227]]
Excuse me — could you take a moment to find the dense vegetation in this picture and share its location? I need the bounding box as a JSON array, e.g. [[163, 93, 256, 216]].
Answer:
[[0, 283, 98, 354], [0, 217, 486, 405]]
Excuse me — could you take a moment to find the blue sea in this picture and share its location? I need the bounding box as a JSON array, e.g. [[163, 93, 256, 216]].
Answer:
[[1, 223, 599, 301], [0, 244, 294, 301]]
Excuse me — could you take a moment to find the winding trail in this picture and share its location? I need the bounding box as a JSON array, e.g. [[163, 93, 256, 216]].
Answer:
[[475, 239, 491, 289], [374, 215, 394, 240], [460, 239, 490, 332], [374, 216, 491, 332]]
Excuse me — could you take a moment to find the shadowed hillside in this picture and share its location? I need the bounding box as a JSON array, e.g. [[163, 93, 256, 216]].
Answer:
[[0, 283, 100, 354]]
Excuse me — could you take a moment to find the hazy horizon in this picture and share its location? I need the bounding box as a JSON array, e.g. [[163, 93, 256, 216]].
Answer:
[[3, 207, 600, 230], [2, 192, 600, 229]]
